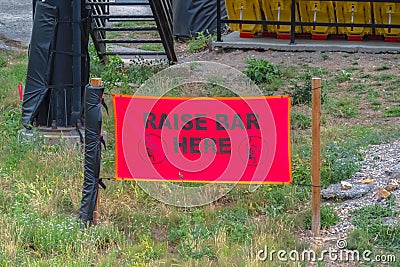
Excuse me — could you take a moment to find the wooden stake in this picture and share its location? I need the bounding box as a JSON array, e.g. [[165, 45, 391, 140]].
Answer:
[[90, 77, 102, 226], [311, 77, 321, 237], [93, 188, 100, 226], [90, 78, 102, 87]]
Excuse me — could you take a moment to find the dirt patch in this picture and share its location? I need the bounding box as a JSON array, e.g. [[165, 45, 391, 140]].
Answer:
[[0, 34, 24, 49]]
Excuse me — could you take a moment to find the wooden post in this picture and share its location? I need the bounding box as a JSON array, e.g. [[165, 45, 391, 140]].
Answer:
[[91, 78, 102, 226], [90, 78, 102, 87], [311, 77, 321, 236]]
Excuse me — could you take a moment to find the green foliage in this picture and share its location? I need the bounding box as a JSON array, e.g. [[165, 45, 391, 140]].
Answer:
[[325, 97, 358, 118], [217, 207, 254, 243], [0, 54, 8, 68], [187, 31, 215, 53], [384, 106, 400, 117], [291, 112, 311, 130], [369, 99, 382, 110], [346, 229, 373, 251], [168, 210, 214, 259], [322, 128, 400, 185], [89, 44, 127, 88], [11, 210, 124, 255], [352, 203, 398, 227], [288, 71, 312, 105], [243, 58, 279, 84], [292, 149, 311, 183], [321, 53, 329, 60], [256, 185, 310, 217], [140, 43, 164, 52], [285, 67, 328, 105], [2, 50, 400, 265], [89, 44, 167, 93], [350, 204, 400, 250], [168, 207, 255, 260], [335, 69, 353, 83], [373, 73, 394, 82], [374, 65, 391, 71], [323, 141, 361, 184], [350, 83, 369, 94], [304, 205, 339, 230], [126, 58, 168, 86]]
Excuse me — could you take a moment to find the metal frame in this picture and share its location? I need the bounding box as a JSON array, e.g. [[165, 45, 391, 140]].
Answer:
[[217, 0, 400, 44], [87, 0, 176, 62]]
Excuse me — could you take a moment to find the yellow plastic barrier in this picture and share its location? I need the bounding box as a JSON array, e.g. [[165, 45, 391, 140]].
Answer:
[[225, 0, 264, 37], [261, 0, 301, 38], [374, 2, 400, 41], [298, 1, 336, 39], [335, 2, 372, 41]]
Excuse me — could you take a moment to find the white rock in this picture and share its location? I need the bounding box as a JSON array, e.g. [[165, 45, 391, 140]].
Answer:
[[341, 181, 353, 190]]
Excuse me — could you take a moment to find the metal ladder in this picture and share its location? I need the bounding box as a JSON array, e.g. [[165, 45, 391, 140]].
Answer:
[[87, 0, 177, 63]]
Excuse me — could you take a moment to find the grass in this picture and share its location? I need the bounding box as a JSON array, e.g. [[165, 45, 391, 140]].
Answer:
[[1, 50, 400, 266], [187, 31, 215, 53], [348, 202, 400, 260], [374, 65, 391, 71], [139, 43, 164, 52], [324, 97, 358, 118], [384, 106, 400, 117]]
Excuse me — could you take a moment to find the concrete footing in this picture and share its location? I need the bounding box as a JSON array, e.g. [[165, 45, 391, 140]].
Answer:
[[18, 127, 107, 147], [214, 31, 400, 53]]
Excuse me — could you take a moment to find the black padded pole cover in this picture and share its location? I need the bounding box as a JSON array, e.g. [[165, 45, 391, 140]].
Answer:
[[22, 2, 57, 128], [78, 83, 104, 225]]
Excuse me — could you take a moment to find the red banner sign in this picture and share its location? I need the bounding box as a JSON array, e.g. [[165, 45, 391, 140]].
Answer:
[[113, 95, 292, 184]]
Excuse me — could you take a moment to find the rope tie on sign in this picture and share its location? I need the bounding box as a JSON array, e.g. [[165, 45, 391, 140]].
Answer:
[[291, 182, 322, 188]]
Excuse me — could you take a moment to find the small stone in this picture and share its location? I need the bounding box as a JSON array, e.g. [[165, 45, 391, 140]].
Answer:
[[375, 188, 391, 200], [385, 182, 398, 192], [321, 183, 373, 200], [341, 181, 352, 190], [128, 83, 139, 89], [361, 179, 374, 185]]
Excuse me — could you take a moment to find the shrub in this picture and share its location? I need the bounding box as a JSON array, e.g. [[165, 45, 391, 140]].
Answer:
[[243, 58, 279, 84]]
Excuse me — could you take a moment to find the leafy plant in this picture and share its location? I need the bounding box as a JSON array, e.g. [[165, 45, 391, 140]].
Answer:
[[373, 73, 394, 82], [139, 43, 164, 52], [323, 141, 361, 184], [217, 207, 254, 243], [126, 58, 167, 86], [321, 53, 329, 60], [89, 44, 127, 87], [291, 112, 311, 130], [384, 106, 400, 117], [0, 54, 8, 68], [304, 205, 339, 229], [335, 69, 353, 83], [89, 44, 167, 93], [168, 210, 214, 259], [325, 97, 358, 118], [244, 58, 280, 84], [374, 65, 391, 71], [287, 71, 312, 105], [350, 204, 400, 250], [187, 31, 215, 53]]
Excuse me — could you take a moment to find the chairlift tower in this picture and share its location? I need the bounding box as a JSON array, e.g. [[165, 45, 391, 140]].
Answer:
[[22, 0, 89, 133]]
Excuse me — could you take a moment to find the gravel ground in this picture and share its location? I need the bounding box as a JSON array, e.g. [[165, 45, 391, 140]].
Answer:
[[0, 0, 150, 51], [299, 139, 400, 267], [0, 0, 32, 50], [323, 140, 400, 237]]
